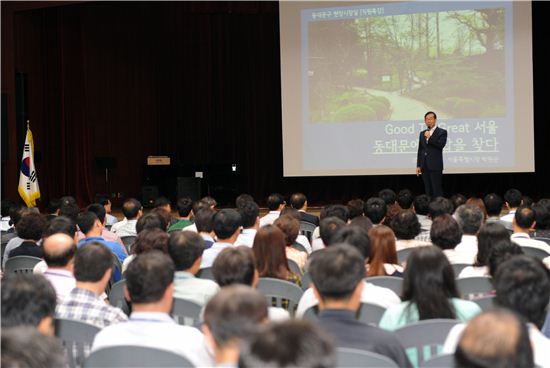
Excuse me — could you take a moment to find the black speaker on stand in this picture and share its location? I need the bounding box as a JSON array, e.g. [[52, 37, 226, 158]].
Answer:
[[94, 157, 117, 196]]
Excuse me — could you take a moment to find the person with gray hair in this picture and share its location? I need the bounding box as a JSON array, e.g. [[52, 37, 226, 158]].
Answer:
[[452, 204, 484, 264]]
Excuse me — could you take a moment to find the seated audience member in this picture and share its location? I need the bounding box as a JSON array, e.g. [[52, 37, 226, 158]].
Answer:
[[397, 189, 414, 210], [82, 203, 124, 246], [168, 197, 194, 233], [379, 189, 401, 227], [235, 193, 255, 208], [445, 255, 549, 367], [430, 214, 464, 264], [95, 194, 118, 226], [212, 246, 290, 320], [41, 233, 77, 300], [252, 225, 301, 286], [487, 241, 523, 278], [91, 251, 207, 365], [311, 205, 350, 246], [182, 198, 217, 233], [7, 212, 47, 260], [312, 216, 346, 252], [200, 196, 217, 210], [454, 309, 534, 368], [349, 215, 373, 232], [391, 210, 431, 251], [274, 215, 307, 271], [413, 194, 431, 228], [297, 227, 401, 317], [122, 228, 169, 272], [60, 195, 77, 207], [0, 199, 15, 232], [3, 206, 37, 265], [202, 285, 268, 366], [151, 207, 172, 231], [449, 193, 467, 212], [511, 206, 550, 253], [379, 246, 481, 331], [459, 222, 510, 278], [45, 197, 61, 222], [533, 199, 550, 238], [347, 198, 365, 219], [33, 216, 78, 273], [1, 273, 57, 336], [279, 207, 312, 252], [500, 188, 523, 229], [367, 225, 404, 276], [110, 198, 143, 237], [234, 201, 260, 247], [483, 193, 505, 223], [364, 197, 387, 226], [466, 197, 488, 221], [154, 196, 173, 214], [77, 211, 127, 264], [56, 242, 128, 328], [290, 192, 319, 226], [428, 196, 454, 220], [59, 203, 79, 222], [201, 208, 241, 268], [194, 207, 216, 248], [239, 320, 335, 368], [168, 231, 219, 305], [309, 244, 412, 367], [1, 326, 65, 368], [453, 204, 485, 264], [260, 193, 285, 227], [135, 212, 167, 233]]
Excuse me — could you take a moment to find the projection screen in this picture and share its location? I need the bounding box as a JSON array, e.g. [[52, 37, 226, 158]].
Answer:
[[280, 1, 534, 176]]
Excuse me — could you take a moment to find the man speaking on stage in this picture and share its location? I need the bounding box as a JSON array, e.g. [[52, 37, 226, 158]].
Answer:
[[416, 111, 447, 198]]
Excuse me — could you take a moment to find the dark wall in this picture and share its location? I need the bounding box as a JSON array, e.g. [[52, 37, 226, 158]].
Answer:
[[2, 1, 549, 207]]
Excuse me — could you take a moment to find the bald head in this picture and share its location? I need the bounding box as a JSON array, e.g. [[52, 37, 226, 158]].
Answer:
[[43, 233, 76, 268]]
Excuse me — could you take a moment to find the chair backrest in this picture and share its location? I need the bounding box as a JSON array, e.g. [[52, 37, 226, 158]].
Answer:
[[365, 276, 403, 296], [452, 263, 471, 278], [521, 246, 550, 260], [471, 295, 495, 312], [336, 348, 398, 368], [105, 254, 123, 295], [395, 319, 460, 367], [55, 318, 101, 368], [301, 306, 319, 322], [257, 277, 304, 316], [456, 276, 494, 300], [287, 259, 303, 277], [120, 236, 136, 254], [171, 297, 202, 326], [84, 345, 193, 368], [299, 221, 316, 242], [397, 248, 414, 264], [4, 255, 42, 274], [291, 241, 307, 254], [357, 302, 387, 326], [534, 237, 550, 246], [420, 353, 454, 368], [108, 280, 130, 316], [196, 267, 215, 281], [301, 271, 312, 291]]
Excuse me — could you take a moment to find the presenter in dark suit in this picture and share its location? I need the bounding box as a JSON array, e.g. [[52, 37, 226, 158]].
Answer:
[[416, 111, 447, 198]]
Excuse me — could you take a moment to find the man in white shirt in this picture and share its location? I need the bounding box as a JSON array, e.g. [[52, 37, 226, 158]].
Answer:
[[110, 198, 143, 237], [500, 188, 522, 230], [260, 193, 285, 227], [42, 233, 77, 301], [91, 251, 208, 366], [200, 209, 241, 269], [510, 207, 550, 254], [234, 201, 260, 247], [452, 204, 484, 264], [168, 231, 219, 306]]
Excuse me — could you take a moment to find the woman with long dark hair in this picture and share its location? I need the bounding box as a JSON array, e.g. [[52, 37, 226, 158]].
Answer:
[[367, 225, 403, 277], [379, 246, 481, 331]]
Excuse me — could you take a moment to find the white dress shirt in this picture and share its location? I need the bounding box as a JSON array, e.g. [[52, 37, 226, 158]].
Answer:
[[43, 268, 76, 301], [511, 232, 550, 254], [500, 210, 516, 230], [91, 312, 210, 366], [447, 235, 478, 264], [173, 271, 220, 306], [200, 242, 233, 269], [234, 228, 257, 247], [110, 218, 138, 237], [260, 211, 280, 227], [182, 223, 198, 233], [1, 216, 12, 232]]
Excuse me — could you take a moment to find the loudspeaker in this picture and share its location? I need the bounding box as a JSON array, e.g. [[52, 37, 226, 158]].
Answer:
[[142, 185, 159, 208], [177, 177, 201, 201]]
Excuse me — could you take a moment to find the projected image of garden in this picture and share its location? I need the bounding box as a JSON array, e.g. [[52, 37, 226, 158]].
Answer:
[[307, 7, 506, 123]]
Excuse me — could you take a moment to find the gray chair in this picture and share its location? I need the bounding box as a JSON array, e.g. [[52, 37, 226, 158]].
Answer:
[[196, 267, 215, 281], [397, 248, 414, 264], [301, 306, 319, 322], [421, 353, 454, 367], [300, 221, 317, 242], [357, 302, 387, 326], [472, 295, 495, 312], [55, 318, 101, 368], [521, 246, 550, 260], [84, 345, 193, 367], [105, 254, 123, 295], [337, 347, 398, 368], [534, 237, 550, 246], [288, 258, 303, 277], [257, 277, 304, 316], [4, 255, 42, 274], [301, 271, 312, 291], [171, 297, 202, 326], [292, 241, 308, 254], [456, 276, 494, 300], [108, 280, 130, 316], [395, 319, 460, 367], [120, 236, 136, 254], [452, 263, 470, 278], [365, 276, 403, 296]]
